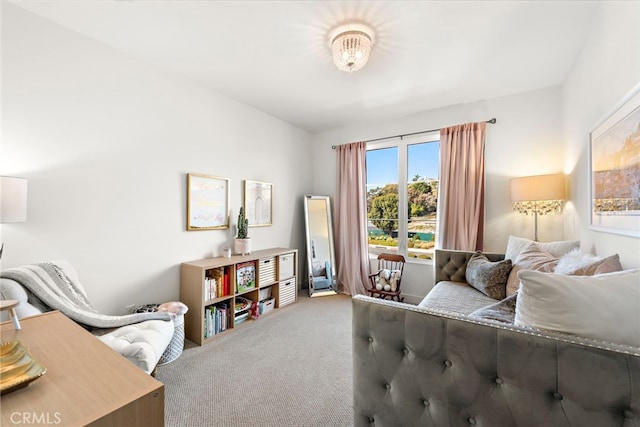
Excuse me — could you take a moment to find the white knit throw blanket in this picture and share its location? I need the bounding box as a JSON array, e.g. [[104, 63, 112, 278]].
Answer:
[[1, 262, 173, 328]]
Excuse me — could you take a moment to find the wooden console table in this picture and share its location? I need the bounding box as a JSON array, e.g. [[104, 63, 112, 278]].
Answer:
[[0, 311, 164, 426]]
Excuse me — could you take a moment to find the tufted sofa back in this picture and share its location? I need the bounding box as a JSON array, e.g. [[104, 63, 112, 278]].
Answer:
[[435, 249, 505, 284], [352, 295, 640, 426]]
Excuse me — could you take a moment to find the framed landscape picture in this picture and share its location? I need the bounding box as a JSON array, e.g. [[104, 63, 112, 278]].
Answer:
[[589, 85, 640, 238], [244, 180, 273, 227], [187, 173, 230, 231]]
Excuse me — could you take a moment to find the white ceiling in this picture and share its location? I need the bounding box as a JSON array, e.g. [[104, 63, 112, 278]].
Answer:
[[9, 0, 599, 134]]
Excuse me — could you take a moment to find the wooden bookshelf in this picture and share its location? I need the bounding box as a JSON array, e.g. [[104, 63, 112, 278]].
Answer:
[[181, 248, 297, 345]]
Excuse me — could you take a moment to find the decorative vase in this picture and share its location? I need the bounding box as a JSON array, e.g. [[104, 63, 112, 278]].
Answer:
[[234, 238, 251, 255]]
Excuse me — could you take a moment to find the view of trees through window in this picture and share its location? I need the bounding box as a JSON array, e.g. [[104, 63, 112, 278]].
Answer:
[[366, 140, 440, 260]]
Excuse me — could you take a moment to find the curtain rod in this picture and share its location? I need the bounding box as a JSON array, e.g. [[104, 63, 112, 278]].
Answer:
[[331, 118, 497, 149]]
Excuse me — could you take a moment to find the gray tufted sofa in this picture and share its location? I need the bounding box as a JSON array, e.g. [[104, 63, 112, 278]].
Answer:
[[352, 249, 640, 426]]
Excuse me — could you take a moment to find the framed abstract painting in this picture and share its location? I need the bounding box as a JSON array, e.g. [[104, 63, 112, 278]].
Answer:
[[589, 85, 640, 237]]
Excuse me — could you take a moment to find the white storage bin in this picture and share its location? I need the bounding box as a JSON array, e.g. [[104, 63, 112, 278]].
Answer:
[[279, 277, 296, 307], [278, 253, 295, 281], [259, 257, 276, 286], [259, 298, 275, 314]]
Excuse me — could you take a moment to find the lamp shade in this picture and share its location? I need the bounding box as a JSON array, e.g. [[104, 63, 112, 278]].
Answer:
[[0, 176, 28, 223], [510, 174, 565, 203]]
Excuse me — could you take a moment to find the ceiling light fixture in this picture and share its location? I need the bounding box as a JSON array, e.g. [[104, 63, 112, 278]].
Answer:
[[329, 23, 375, 73]]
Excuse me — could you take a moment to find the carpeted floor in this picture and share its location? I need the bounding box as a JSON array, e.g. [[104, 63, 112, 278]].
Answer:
[[156, 291, 354, 427]]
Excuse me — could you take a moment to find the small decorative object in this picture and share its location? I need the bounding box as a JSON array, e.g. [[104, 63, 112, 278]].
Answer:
[[223, 247, 232, 258], [589, 83, 640, 237], [234, 207, 251, 255], [0, 341, 47, 395]]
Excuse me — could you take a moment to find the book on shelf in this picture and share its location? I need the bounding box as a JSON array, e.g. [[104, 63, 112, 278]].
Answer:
[[235, 261, 256, 293], [204, 301, 230, 338], [204, 266, 231, 301]]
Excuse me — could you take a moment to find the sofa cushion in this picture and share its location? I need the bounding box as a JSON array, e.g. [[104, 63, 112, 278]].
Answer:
[[419, 280, 497, 315], [506, 242, 559, 296], [505, 235, 579, 261], [97, 319, 174, 374], [468, 293, 517, 323], [514, 268, 640, 347], [465, 252, 512, 300]]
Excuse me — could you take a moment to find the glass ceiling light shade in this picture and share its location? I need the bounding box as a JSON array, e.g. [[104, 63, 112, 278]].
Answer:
[[329, 23, 375, 73]]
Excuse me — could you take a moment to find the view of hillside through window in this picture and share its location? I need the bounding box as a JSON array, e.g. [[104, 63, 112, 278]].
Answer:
[[366, 141, 440, 260]]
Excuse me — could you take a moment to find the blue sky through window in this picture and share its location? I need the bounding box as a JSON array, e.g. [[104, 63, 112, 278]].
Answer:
[[366, 142, 440, 187]]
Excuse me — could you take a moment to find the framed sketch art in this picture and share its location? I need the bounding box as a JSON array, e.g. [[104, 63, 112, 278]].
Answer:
[[244, 180, 273, 227], [589, 85, 640, 238], [186, 173, 230, 231]]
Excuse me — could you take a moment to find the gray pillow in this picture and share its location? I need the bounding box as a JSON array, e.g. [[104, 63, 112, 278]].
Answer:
[[465, 252, 512, 300]]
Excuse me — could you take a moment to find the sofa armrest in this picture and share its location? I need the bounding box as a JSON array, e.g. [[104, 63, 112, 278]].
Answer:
[[352, 295, 640, 427], [0, 278, 44, 321], [435, 249, 505, 284]]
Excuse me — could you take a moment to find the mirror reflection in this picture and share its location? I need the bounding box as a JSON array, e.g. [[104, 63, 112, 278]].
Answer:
[[303, 195, 337, 297]]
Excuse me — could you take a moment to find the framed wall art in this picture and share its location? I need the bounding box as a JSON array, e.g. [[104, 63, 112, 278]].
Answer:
[[244, 180, 273, 227], [589, 85, 640, 238], [186, 173, 230, 231]]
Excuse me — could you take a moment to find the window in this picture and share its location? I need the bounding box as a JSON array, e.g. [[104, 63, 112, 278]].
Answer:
[[366, 134, 440, 260]]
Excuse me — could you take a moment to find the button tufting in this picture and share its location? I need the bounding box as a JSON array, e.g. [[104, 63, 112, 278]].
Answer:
[[423, 399, 430, 407], [444, 360, 452, 367], [552, 392, 563, 401], [468, 417, 476, 425], [623, 410, 634, 419], [385, 383, 391, 390], [495, 377, 503, 384], [368, 416, 375, 423], [403, 348, 409, 355], [368, 337, 374, 343]]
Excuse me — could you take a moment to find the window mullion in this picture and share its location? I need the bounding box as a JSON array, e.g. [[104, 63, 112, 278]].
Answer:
[[397, 144, 408, 255]]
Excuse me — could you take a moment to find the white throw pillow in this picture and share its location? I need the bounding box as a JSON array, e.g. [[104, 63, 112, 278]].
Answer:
[[514, 269, 640, 347], [505, 235, 579, 261]]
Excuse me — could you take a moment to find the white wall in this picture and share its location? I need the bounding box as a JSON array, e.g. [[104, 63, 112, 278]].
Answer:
[[312, 86, 565, 302], [563, 1, 640, 269], [0, 4, 313, 313]]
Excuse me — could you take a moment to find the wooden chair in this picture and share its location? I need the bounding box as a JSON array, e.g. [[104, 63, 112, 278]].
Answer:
[[367, 253, 406, 302]]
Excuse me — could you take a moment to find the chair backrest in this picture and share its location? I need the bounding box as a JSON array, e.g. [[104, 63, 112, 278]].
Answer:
[[377, 253, 405, 273], [376, 254, 405, 291]]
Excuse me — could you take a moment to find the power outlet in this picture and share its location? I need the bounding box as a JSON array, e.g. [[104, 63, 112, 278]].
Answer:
[[125, 304, 135, 313]]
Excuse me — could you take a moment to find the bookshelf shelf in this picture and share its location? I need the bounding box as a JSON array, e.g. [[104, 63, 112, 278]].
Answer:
[[181, 247, 298, 345]]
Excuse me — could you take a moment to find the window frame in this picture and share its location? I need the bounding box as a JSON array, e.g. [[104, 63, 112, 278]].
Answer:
[[366, 132, 440, 264]]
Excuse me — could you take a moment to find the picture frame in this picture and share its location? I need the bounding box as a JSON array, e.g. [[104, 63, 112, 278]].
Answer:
[[186, 173, 230, 231], [243, 180, 273, 227], [589, 85, 640, 238]]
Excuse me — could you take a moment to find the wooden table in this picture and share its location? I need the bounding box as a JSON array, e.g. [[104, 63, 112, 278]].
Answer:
[[0, 311, 164, 426]]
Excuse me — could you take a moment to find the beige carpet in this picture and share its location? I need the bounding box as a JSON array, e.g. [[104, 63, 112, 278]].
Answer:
[[156, 292, 354, 427]]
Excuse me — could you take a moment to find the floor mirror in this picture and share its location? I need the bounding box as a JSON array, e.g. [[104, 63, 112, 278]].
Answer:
[[303, 195, 337, 297]]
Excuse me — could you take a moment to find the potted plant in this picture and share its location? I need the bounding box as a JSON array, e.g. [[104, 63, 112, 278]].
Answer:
[[234, 207, 251, 255]]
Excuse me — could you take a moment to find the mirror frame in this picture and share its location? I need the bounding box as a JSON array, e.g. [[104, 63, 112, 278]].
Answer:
[[303, 195, 337, 297]]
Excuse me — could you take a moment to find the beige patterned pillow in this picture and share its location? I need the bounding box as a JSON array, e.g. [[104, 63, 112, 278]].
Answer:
[[506, 242, 559, 296], [465, 252, 513, 300]]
